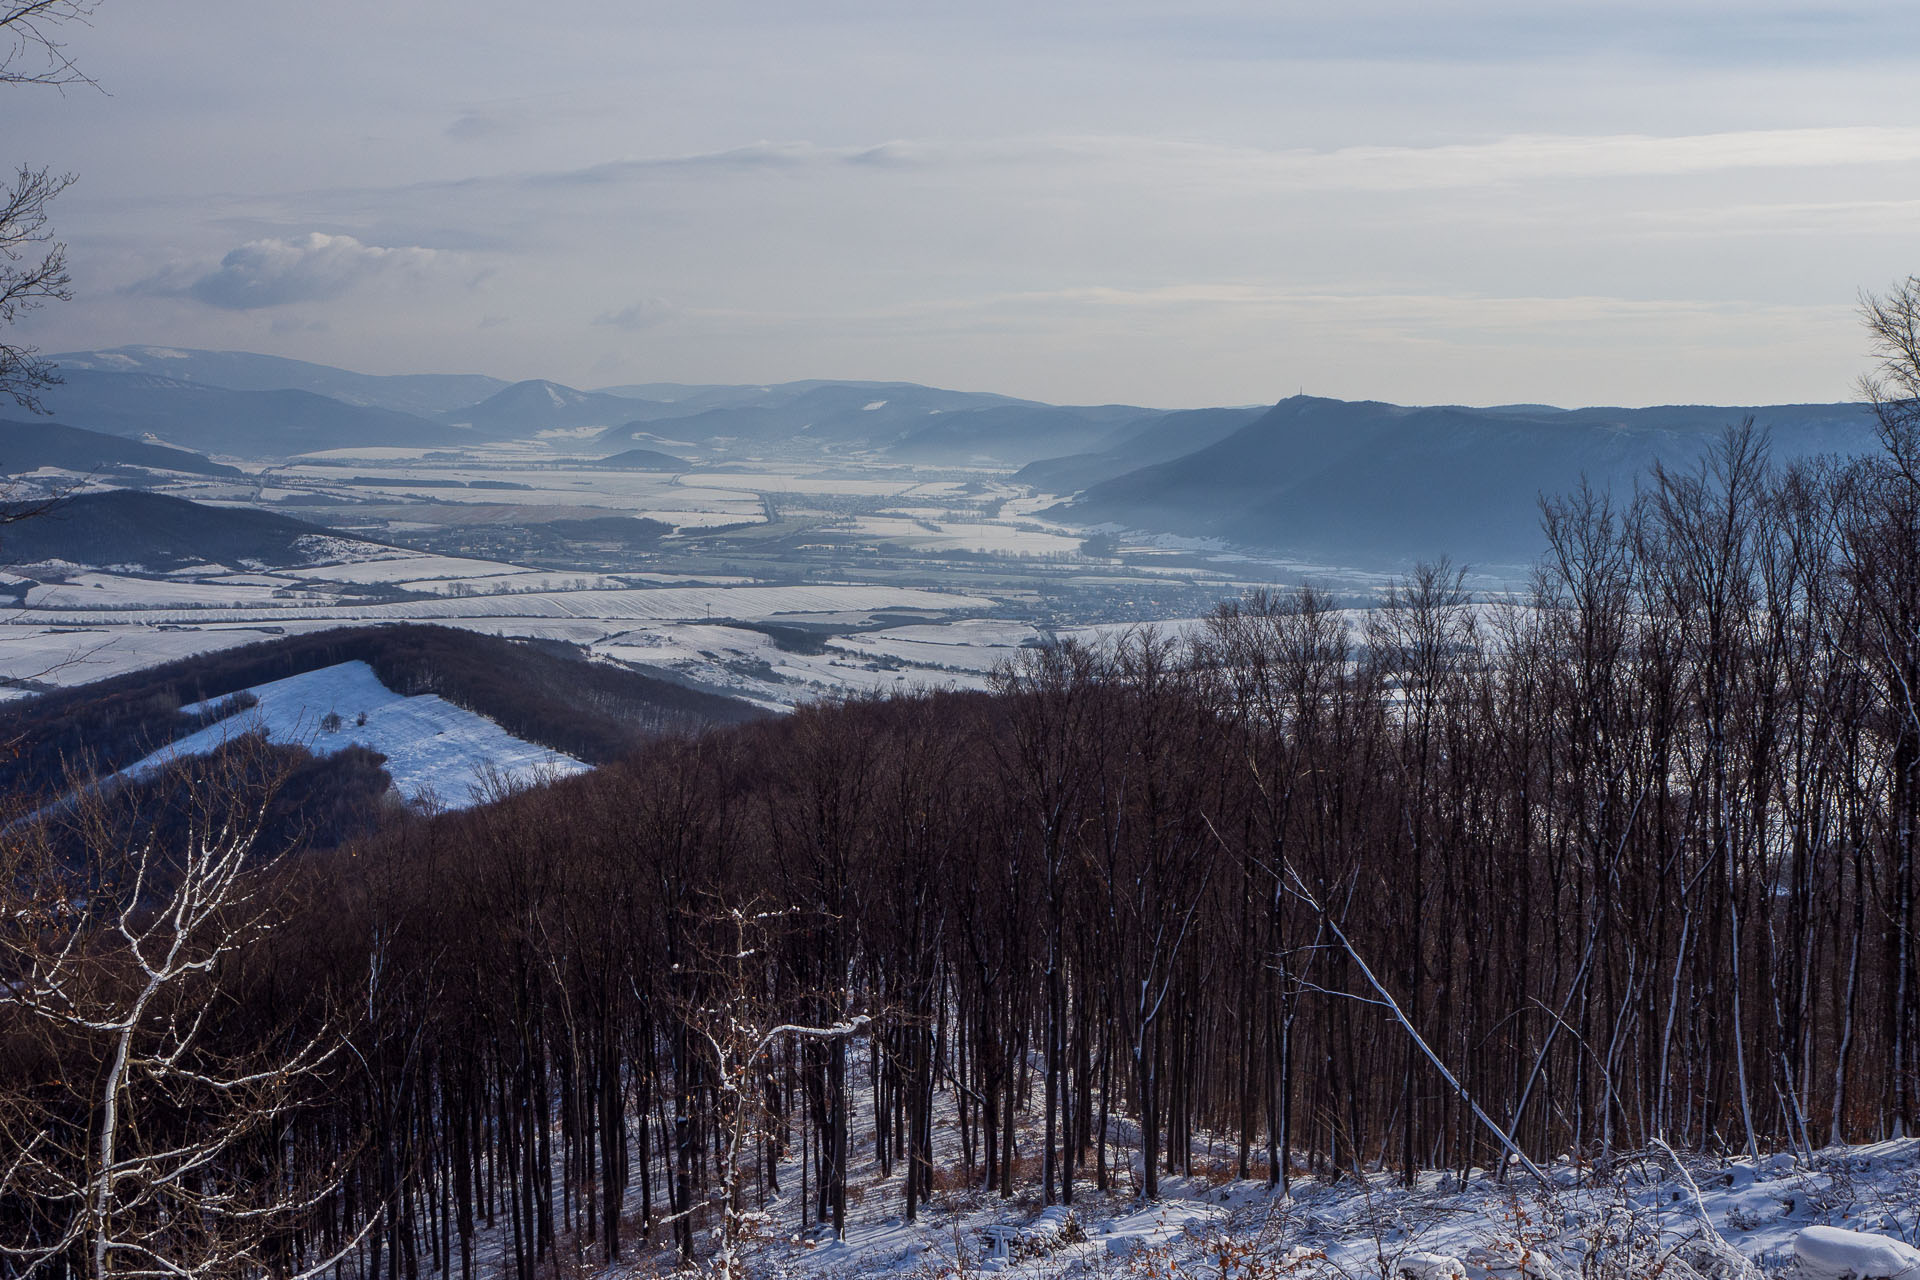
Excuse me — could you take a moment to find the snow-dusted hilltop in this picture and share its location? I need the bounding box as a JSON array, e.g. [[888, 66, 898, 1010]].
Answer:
[[122, 660, 586, 809]]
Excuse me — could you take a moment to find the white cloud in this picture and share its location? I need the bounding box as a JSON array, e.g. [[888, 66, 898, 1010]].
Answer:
[[176, 233, 447, 310]]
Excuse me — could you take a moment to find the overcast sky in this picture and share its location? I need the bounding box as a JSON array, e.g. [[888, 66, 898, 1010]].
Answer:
[[11, 1, 1920, 408]]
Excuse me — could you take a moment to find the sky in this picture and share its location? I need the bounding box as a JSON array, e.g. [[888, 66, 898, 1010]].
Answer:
[[10, 1, 1920, 408]]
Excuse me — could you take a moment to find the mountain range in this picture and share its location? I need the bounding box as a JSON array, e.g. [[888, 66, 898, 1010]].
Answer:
[[32, 370, 475, 454], [26, 346, 1889, 569], [53, 346, 509, 414], [35, 351, 1159, 462]]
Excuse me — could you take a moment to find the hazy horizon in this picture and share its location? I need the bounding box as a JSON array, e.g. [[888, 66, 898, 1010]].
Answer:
[[14, 2, 1920, 410]]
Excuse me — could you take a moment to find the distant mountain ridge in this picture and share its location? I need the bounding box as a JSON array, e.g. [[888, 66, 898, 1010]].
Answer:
[[1016, 406, 1268, 492], [52, 346, 509, 414], [32, 370, 470, 456], [442, 379, 661, 434], [44, 349, 1156, 460], [590, 381, 1158, 463], [1055, 396, 1881, 568], [33, 350, 1887, 572]]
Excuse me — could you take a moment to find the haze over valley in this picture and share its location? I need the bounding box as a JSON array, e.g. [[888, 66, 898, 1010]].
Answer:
[[0, 344, 1882, 710]]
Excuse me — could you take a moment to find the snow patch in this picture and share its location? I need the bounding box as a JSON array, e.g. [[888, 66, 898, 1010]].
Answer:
[[1795, 1226, 1920, 1278], [118, 660, 586, 808]]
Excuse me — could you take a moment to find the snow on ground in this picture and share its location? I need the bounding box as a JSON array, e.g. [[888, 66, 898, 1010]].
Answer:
[[252, 468, 764, 530], [832, 618, 1052, 674], [590, 1017, 1920, 1280], [698, 1126, 1920, 1280], [415, 1017, 1920, 1280], [0, 623, 355, 689], [595, 622, 995, 709], [273, 465, 767, 523], [1795, 1225, 1920, 1277], [1061, 617, 1213, 649], [843, 516, 1086, 557], [119, 660, 586, 808], [0, 580, 997, 700], [395, 570, 634, 595], [9, 583, 988, 627], [23, 573, 319, 610], [279, 553, 530, 584], [679, 471, 930, 496], [294, 447, 449, 461]]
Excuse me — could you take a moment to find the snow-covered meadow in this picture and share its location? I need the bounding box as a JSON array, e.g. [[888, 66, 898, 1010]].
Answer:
[[120, 660, 586, 808]]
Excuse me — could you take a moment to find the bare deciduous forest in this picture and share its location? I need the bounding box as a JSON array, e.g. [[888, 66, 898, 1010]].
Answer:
[[12, 367, 1920, 1277]]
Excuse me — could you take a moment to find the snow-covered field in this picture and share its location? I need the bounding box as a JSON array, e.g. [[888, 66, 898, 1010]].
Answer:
[[120, 660, 586, 808], [597, 622, 998, 709], [844, 516, 1086, 556], [11, 582, 987, 627], [278, 552, 528, 584], [0, 572, 1003, 705], [831, 618, 1055, 674], [679, 471, 947, 497], [23, 573, 315, 609], [0, 622, 362, 689], [0, 450, 1281, 707], [267, 464, 768, 524]]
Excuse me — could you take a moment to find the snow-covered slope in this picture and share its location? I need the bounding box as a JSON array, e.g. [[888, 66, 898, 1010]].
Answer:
[[123, 660, 586, 808], [715, 1136, 1920, 1280]]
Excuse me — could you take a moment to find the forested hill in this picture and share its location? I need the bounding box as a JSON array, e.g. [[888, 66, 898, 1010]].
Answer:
[[0, 489, 353, 570], [0, 623, 763, 800], [1050, 395, 1880, 567], [30, 369, 469, 455], [0, 419, 243, 478]]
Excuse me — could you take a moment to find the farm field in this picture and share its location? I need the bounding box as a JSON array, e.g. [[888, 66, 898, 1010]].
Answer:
[[0, 444, 1313, 705]]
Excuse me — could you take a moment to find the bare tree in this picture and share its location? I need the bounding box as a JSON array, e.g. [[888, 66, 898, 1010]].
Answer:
[[0, 746, 362, 1279], [0, 164, 71, 412], [1, 2, 98, 88], [679, 899, 868, 1280], [0, 0, 95, 412], [1850, 277, 1920, 1137]]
